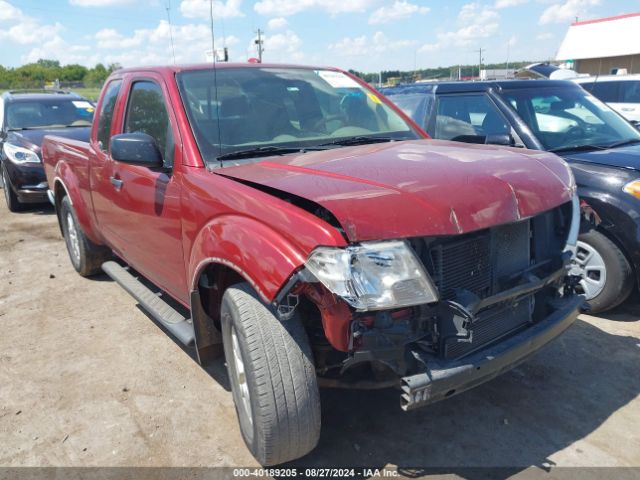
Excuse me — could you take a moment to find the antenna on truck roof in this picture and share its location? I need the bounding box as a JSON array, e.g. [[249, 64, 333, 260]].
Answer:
[[209, 0, 223, 161]]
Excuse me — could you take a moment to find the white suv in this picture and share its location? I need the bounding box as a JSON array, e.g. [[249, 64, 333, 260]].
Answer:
[[574, 75, 640, 124]]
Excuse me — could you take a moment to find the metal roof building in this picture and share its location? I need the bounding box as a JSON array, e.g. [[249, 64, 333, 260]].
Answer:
[[556, 13, 640, 75]]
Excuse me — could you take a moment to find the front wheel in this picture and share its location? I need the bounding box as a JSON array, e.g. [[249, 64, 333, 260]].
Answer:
[[572, 230, 634, 313], [221, 283, 321, 466]]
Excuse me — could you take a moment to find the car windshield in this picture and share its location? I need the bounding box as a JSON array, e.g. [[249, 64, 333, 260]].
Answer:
[[177, 67, 419, 161], [381, 92, 433, 129], [499, 86, 640, 151], [6, 99, 94, 130]]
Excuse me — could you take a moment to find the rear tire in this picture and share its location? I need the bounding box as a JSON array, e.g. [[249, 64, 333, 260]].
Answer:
[[60, 196, 110, 277], [573, 230, 634, 313], [2, 164, 23, 213], [221, 282, 321, 466]]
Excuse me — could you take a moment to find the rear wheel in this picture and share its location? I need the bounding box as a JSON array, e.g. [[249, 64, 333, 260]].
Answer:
[[221, 282, 321, 466], [2, 164, 23, 213], [572, 230, 634, 313], [60, 196, 110, 276]]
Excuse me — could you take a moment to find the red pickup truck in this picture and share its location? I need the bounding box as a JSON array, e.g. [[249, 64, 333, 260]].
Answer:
[[42, 63, 583, 465]]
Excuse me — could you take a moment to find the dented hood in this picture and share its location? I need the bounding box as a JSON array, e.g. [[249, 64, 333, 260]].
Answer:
[[217, 140, 575, 241]]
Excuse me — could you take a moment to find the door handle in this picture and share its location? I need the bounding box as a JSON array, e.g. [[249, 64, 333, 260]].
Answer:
[[110, 176, 123, 190]]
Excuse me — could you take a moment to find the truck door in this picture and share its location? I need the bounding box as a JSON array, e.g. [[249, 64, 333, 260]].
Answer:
[[100, 76, 187, 303]]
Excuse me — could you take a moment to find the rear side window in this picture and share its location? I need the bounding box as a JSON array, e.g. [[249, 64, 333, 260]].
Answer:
[[582, 82, 619, 103], [96, 80, 122, 151], [124, 81, 173, 167]]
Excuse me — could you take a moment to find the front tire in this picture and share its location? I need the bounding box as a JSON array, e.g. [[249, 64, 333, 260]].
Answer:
[[2, 164, 23, 213], [221, 283, 321, 466], [573, 230, 634, 313], [59, 196, 110, 277]]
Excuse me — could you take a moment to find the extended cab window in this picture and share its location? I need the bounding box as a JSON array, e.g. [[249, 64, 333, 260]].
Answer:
[[434, 94, 509, 142], [96, 80, 122, 151], [124, 81, 173, 167]]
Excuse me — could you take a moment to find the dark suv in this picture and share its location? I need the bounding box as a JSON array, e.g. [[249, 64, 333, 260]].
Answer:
[[382, 80, 640, 313], [0, 90, 94, 211]]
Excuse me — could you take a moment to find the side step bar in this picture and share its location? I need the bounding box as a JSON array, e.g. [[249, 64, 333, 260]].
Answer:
[[102, 261, 195, 347]]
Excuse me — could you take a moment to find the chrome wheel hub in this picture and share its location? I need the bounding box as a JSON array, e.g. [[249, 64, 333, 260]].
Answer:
[[570, 240, 607, 300], [66, 212, 81, 264], [231, 326, 253, 427]]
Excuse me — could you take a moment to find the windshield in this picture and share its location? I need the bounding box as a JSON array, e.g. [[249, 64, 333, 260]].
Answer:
[[499, 86, 640, 151], [381, 92, 432, 130], [6, 99, 94, 130], [176, 67, 419, 161]]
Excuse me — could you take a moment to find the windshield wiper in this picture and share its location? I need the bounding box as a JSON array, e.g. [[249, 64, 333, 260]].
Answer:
[[318, 136, 395, 147], [216, 146, 306, 161], [602, 138, 640, 149], [548, 144, 606, 153]]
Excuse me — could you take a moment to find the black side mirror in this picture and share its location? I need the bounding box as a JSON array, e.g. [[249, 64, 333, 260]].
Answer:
[[110, 133, 164, 168], [485, 133, 515, 146], [631, 120, 640, 130]]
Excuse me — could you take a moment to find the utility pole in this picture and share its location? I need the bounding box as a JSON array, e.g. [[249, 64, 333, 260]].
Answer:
[[476, 47, 485, 80], [255, 29, 264, 63]]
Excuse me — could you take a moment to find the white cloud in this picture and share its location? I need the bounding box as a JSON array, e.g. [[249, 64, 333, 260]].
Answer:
[[0, 0, 23, 21], [69, 0, 133, 6], [330, 31, 416, 57], [539, 0, 600, 25], [369, 1, 430, 25], [254, 0, 375, 17], [267, 17, 288, 29], [419, 2, 500, 53], [94, 20, 239, 62], [248, 29, 303, 62], [0, 3, 65, 46], [0, 21, 64, 45], [494, 0, 528, 8], [180, 0, 244, 18]]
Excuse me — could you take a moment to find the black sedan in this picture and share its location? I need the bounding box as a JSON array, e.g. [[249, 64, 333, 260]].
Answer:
[[382, 80, 640, 313], [0, 90, 93, 212]]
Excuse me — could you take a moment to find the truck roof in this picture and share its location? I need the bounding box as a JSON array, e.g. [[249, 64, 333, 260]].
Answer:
[[112, 62, 343, 76]]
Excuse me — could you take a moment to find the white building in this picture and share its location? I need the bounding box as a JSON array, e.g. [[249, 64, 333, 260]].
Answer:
[[556, 13, 640, 75]]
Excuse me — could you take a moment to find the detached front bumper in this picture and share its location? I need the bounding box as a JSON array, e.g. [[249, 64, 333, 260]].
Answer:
[[400, 294, 583, 411]]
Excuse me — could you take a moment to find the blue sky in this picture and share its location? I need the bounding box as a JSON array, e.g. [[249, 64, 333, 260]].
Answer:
[[0, 0, 636, 72]]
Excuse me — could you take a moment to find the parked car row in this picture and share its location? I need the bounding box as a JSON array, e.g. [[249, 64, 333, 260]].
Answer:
[[381, 79, 640, 313], [1, 64, 617, 466]]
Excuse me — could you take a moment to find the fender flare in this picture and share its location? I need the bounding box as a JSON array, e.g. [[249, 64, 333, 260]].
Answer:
[[188, 215, 308, 304]]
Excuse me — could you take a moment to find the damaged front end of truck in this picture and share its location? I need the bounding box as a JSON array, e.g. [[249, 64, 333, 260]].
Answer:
[[274, 195, 583, 410]]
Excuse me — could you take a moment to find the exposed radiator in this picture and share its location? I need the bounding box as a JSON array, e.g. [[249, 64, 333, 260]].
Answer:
[[425, 219, 533, 359]]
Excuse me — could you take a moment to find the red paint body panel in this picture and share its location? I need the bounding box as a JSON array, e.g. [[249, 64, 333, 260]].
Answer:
[[219, 140, 574, 241], [41, 63, 573, 352]]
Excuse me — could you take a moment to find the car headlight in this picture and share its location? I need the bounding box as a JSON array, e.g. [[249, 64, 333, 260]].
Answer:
[[305, 240, 439, 311], [623, 179, 640, 199], [3, 143, 40, 164]]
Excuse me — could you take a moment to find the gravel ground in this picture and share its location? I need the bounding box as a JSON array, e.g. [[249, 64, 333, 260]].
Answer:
[[0, 199, 639, 477]]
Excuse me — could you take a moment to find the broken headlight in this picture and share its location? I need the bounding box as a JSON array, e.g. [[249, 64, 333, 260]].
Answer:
[[305, 240, 439, 311]]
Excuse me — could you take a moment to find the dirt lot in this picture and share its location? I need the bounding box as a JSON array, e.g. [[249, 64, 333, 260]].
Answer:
[[1, 198, 639, 476]]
